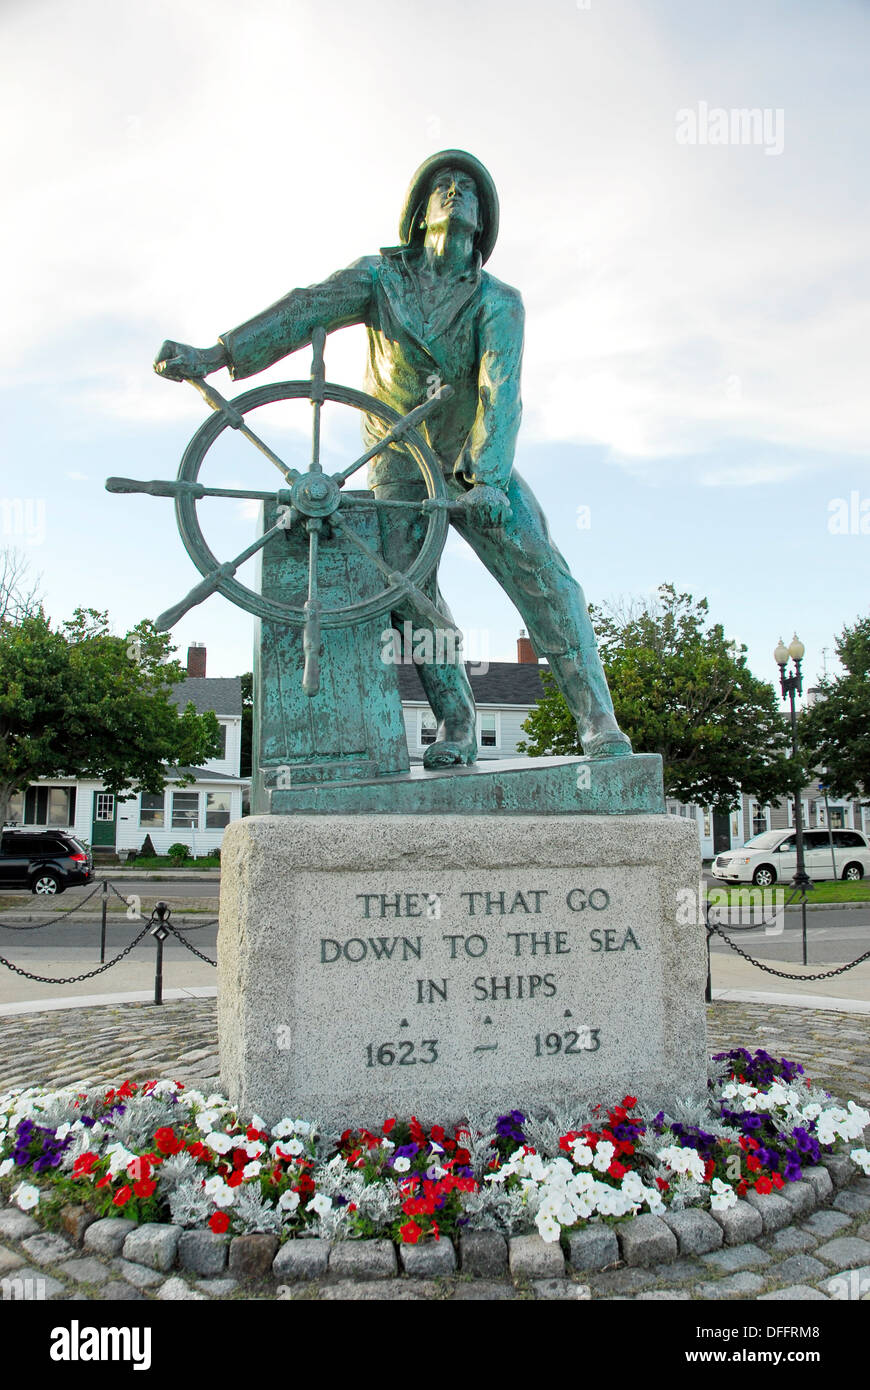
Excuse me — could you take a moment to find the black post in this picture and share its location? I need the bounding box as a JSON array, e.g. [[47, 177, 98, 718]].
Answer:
[[777, 639, 813, 967], [99, 879, 108, 964], [150, 901, 171, 1006]]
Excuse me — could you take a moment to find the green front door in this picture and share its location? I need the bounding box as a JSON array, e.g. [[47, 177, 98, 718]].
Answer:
[[91, 791, 117, 847]]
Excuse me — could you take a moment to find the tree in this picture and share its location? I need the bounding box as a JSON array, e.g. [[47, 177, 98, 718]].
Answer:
[[0, 607, 222, 825], [799, 615, 870, 803], [517, 584, 797, 810], [0, 548, 42, 625]]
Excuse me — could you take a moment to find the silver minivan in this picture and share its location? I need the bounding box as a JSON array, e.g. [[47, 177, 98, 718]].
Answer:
[[712, 828, 870, 887]]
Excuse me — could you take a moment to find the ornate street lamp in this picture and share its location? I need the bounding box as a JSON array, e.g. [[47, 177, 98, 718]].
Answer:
[[775, 634, 812, 961]]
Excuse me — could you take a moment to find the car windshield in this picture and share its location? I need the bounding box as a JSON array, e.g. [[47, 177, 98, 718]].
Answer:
[[742, 831, 784, 849]]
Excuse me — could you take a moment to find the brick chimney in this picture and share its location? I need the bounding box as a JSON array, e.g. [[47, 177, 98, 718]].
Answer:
[[517, 629, 536, 664], [187, 643, 207, 677]]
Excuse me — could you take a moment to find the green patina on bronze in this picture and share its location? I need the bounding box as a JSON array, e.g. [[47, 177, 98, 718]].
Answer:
[[109, 149, 662, 813]]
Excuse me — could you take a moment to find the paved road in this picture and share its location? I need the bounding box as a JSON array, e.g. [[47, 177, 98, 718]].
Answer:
[[708, 909, 870, 965]]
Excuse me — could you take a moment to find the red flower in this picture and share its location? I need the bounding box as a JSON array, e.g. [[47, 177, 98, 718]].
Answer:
[[746, 1153, 761, 1173], [113, 1185, 133, 1207], [622, 1095, 638, 1108], [227, 1171, 245, 1188], [186, 1142, 207, 1161], [400, 1220, 422, 1244], [246, 1123, 266, 1142], [703, 1159, 716, 1182], [73, 1152, 99, 1177], [608, 1160, 628, 1181], [453, 1148, 471, 1167], [233, 1148, 248, 1170], [127, 1156, 152, 1183], [133, 1179, 156, 1199], [770, 1172, 784, 1190], [737, 1179, 748, 1197], [209, 1212, 230, 1234], [96, 1175, 112, 1189], [655, 1177, 670, 1193], [755, 1176, 773, 1195], [382, 1118, 397, 1135], [154, 1127, 182, 1156]]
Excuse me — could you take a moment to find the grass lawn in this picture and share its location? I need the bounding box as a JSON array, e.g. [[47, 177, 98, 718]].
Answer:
[[705, 879, 870, 906]]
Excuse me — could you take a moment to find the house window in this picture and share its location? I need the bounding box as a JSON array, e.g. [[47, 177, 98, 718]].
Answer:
[[478, 713, 498, 748], [702, 811, 712, 838], [171, 792, 199, 829], [5, 792, 23, 823], [788, 801, 809, 828], [751, 803, 769, 837], [205, 791, 231, 829], [419, 710, 437, 745], [139, 793, 165, 828], [19, 786, 75, 826], [216, 726, 227, 759]]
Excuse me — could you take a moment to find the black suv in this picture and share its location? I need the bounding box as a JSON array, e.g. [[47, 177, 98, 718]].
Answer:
[[0, 830, 94, 894]]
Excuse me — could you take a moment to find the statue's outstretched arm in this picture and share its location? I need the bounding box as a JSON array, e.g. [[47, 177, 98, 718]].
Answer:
[[155, 257, 377, 384]]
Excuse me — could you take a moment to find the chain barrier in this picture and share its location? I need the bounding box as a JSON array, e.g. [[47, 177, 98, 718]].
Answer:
[[705, 885, 803, 935], [106, 879, 217, 930], [167, 925, 216, 966], [0, 883, 104, 931], [707, 919, 870, 982], [0, 924, 152, 984], [0, 875, 219, 984]]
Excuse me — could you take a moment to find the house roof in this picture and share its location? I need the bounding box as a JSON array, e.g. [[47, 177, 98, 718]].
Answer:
[[169, 767, 246, 783], [169, 677, 242, 717], [396, 661, 548, 706]]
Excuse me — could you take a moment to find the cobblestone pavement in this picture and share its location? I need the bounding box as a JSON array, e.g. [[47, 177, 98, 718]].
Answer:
[[1, 998, 868, 1108], [1, 998, 868, 1302]]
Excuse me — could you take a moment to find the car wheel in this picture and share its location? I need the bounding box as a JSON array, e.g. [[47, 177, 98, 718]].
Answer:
[[752, 865, 776, 887], [32, 873, 61, 895], [842, 863, 864, 882]]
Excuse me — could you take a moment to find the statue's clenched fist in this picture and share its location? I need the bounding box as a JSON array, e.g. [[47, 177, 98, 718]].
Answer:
[[153, 340, 226, 381]]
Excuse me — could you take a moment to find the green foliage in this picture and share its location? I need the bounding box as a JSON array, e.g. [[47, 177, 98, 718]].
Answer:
[[0, 607, 223, 822], [799, 615, 870, 803], [518, 585, 796, 811], [168, 842, 192, 865]]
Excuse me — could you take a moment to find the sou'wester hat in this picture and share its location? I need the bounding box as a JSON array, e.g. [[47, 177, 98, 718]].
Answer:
[[399, 149, 499, 264]]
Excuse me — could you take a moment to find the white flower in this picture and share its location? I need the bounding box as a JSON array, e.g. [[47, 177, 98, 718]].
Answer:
[[242, 1161, 262, 1180], [12, 1183, 40, 1211], [571, 1141, 594, 1167], [0, 1158, 14, 1178], [393, 1156, 411, 1173], [104, 1143, 138, 1178], [204, 1132, 233, 1155], [710, 1178, 738, 1211], [203, 1176, 235, 1209], [592, 1141, 615, 1172], [196, 1110, 221, 1133], [850, 1148, 870, 1176], [271, 1138, 303, 1160], [278, 1189, 300, 1214], [250, 1114, 267, 1131], [308, 1193, 332, 1218]]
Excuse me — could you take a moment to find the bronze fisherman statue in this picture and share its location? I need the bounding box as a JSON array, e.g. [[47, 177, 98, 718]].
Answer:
[[155, 150, 632, 769]]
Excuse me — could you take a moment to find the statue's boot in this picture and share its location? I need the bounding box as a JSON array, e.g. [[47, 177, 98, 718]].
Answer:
[[546, 645, 633, 759], [417, 658, 478, 769]]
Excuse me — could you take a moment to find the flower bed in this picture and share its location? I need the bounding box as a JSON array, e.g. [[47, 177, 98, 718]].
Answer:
[[1, 1049, 868, 1249]]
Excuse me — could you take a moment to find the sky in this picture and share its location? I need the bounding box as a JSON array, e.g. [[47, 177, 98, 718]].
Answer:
[[1, 0, 868, 698]]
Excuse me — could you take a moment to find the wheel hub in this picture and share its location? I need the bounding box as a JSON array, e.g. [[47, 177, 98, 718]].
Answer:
[[291, 472, 341, 518]]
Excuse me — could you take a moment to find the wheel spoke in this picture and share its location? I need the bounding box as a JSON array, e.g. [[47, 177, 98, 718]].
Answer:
[[190, 378, 299, 483], [309, 327, 326, 474], [106, 477, 292, 504], [329, 515, 460, 636], [330, 386, 454, 486], [302, 520, 323, 697], [155, 516, 290, 630]]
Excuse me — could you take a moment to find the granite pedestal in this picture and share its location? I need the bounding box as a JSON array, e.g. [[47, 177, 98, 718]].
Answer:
[[218, 811, 705, 1128]]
